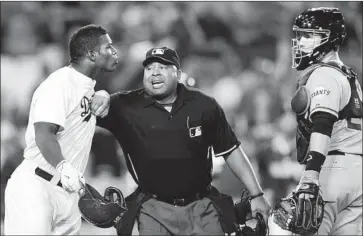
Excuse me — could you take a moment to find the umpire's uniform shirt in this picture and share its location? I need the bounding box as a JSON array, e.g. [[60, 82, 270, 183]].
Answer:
[[97, 83, 240, 199]]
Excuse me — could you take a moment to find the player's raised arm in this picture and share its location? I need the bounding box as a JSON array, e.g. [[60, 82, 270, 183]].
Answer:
[[92, 90, 123, 133], [91, 90, 111, 118]]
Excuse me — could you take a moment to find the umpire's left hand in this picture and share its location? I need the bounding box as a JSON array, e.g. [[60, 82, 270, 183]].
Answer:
[[91, 90, 110, 118]]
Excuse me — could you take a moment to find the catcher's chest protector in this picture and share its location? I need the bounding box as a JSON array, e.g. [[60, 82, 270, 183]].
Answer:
[[293, 61, 363, 164]]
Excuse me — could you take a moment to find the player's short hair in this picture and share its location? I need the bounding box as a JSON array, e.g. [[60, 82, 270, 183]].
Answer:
[[69, 24, 108, 63]]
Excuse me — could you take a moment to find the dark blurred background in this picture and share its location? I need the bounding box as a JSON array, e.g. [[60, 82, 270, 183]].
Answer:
[[1, 2, 362, 234]]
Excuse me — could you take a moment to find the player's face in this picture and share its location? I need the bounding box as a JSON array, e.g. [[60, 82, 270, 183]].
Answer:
[[298, 32, 323, 54], [95, 34, 118, 72], [292, 28, 330, 69], [143, 62, 179, 99]]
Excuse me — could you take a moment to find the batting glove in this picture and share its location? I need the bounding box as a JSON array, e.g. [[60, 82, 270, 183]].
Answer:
[[56, 160, 84, 193]]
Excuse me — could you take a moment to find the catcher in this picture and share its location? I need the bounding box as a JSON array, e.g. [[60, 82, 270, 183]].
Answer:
[[273, 7, 362, 235]]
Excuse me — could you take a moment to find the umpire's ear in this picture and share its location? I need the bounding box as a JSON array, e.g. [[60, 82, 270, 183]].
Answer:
[[177, 69, 182, 81]]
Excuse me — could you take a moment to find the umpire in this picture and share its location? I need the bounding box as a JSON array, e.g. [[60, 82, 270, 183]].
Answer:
[[92, 46, 271, 235]]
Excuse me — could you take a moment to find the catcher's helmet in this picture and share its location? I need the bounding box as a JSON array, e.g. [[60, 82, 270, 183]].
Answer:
[[292, 7, 347, 70], [78, 184, 127, 228]]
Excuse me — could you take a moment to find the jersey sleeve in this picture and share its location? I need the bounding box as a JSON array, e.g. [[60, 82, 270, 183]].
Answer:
[[306, 67, 350, 120], [32, 79, 70, 131], [208, 99, 241, 157]]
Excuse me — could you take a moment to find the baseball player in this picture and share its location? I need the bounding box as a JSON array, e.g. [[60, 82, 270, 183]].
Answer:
[[4, 24, 118, 235], [273, 7, 362, 235]]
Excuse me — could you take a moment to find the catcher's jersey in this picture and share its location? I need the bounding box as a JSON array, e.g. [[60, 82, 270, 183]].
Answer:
[[23, 66, 96, 174], [305, 64, 363, 154]]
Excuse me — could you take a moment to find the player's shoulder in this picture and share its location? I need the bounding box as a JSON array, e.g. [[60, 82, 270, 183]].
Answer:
[[310, 62, 346, 81], [46, 66, 71, 80], [35, 67, 70, 94], [308, 63, 348, 88], [44, 67, 71, 84]]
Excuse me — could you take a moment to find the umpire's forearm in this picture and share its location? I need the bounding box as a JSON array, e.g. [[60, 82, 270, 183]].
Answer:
[[224, 146, 263, 195], [35, 132, 64, 168]]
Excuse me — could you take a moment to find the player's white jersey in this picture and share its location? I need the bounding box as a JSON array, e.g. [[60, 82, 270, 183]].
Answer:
[[23, 66, 96, 174], [306, 65, 362, 154]]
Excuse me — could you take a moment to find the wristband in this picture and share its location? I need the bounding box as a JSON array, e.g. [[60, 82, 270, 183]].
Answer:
[[305, 151, 326, 172]]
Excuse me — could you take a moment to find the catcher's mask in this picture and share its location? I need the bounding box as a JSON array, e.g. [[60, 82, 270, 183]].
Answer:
[[78, 184, 127, 228], [292, 7, 346, 70], [235, 189, 268, 236]]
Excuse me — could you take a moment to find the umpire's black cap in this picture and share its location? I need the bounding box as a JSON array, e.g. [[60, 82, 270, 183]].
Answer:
[[142, 47, 180, 69]]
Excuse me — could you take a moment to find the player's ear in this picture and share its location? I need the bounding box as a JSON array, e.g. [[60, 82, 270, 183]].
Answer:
[[88, 50, 97, 62]]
